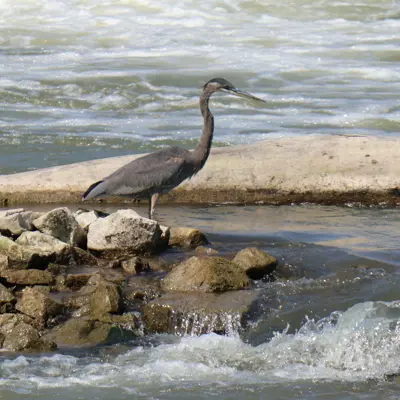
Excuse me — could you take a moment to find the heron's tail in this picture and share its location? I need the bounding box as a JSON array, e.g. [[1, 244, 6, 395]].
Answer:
[[82, 180, 105, 201]]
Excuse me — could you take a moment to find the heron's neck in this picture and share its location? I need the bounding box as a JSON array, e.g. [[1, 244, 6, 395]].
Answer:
[[192, 90, 214, 170]]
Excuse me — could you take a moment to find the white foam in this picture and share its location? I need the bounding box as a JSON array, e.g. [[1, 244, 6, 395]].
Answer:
[[1, 300, 399, 393]]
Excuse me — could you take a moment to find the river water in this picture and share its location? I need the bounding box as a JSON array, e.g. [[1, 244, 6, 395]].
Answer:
[[0, 0, 400, 174], [1, 204, 400, 399], [1, 1, 400, 399]]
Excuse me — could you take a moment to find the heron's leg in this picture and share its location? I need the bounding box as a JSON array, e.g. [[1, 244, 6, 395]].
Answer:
[[149, 193, 159, 219]]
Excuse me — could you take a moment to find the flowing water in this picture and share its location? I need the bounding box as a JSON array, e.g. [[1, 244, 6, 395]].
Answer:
[[1, 204, 400, 399], [0, 0, 400, 174], [1, 1, 400, 398]]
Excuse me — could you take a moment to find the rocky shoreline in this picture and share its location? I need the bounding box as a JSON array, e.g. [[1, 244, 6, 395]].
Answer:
[[0, 207, 281, 352], [0, 135, 399, 207]]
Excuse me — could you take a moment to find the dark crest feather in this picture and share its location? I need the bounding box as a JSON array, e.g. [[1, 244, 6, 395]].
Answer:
[[203, 77, 235, 90]]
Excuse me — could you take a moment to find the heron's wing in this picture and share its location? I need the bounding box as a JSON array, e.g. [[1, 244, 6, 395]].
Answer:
[[83, 147, 192, 200]]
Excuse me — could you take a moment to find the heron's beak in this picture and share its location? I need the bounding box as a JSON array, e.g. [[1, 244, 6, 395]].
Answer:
[[223, 87, 266, 103]]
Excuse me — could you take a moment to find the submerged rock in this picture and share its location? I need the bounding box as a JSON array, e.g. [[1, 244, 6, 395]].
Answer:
[[43, 317, 137, 347], [87, 209, 167, 258], [169, 226, 208, 249], [33, 207, 86, 248], [144, 290, 259, 335], [233, 247, 278, 280], [162, 256, 251, 293]]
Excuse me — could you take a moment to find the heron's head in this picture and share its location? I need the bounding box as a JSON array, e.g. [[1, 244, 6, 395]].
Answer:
[[202, 77, 265, 103]]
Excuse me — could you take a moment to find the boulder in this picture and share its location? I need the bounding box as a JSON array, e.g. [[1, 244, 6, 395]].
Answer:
[[121, 257, 151, 275], [233, 247, 278, 280], [162, 256, 251, 293], [89, 281, 121, 319], [195, 246, 219, 255], [0, 269, 53, 285], [15, 231, 97, 267], [0, 234, 46, 269], [16, 231, 75, 264], [144, 291, 259, 335], [16, 286, 64, 324], [43, 317, 136, 347], [87, 210, 167, 257], [0, 253, 8, 271], [74, 210, 101, 230], [33, 207, 86, 248], [0, 313, 56, 352], [0, 209, 43, 236], [0, 282, 15, 304], [169, 226, 208, 249]]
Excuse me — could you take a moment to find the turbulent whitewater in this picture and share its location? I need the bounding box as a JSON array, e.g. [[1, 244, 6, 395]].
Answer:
[[0, 0, 399, 174]]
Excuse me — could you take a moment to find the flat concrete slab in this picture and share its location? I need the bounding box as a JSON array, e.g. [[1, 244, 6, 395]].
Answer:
[[0, 135, 399, 206]]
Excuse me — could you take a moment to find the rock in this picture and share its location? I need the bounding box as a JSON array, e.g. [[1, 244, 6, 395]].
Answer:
[[33, 207, 86, 248], [0, 313, 33, 328], [121, 257, 151, 275], [96, 312, 141, 331], [16, 286, 64, 324], [64, 285, 95, 310], [160, 225, 170, 245], [0, 208, 25, 217], [0, 209, 43, 236], [195, 246, 219, 255], [65, 272, 94, 291], [43, 317, 136, 347], [87, 209, 167, 258], [72, 247, 98, 266], [0, 314, 56, 351], [16, 231, 97, 267], [169, 226, 208, 249], [0, 283, 15, 304], [87, 269, 125, 286], [74, 210, 101, 230], [0, 234, 46, 269], [146, 256, 171, 273], [272, 262, 303, 280], [16, 231, 75, 264], [144, 291, 259, 335], [162, 256, 251, 293], [1, 269, 53, 285], [89, 281, 121, 319], [123, 275, 162, 309], [0, 253, 8, 271], [232, 247, 278, 280]]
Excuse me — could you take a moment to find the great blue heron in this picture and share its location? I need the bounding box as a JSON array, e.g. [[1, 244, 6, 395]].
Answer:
[[82, 78, 265, 219]]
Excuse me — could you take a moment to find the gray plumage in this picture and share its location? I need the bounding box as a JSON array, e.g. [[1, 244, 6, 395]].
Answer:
[[82, 77, 265, 219]]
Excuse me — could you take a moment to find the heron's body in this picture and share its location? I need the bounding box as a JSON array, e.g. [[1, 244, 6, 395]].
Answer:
[[83, 78, 264, 219]]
